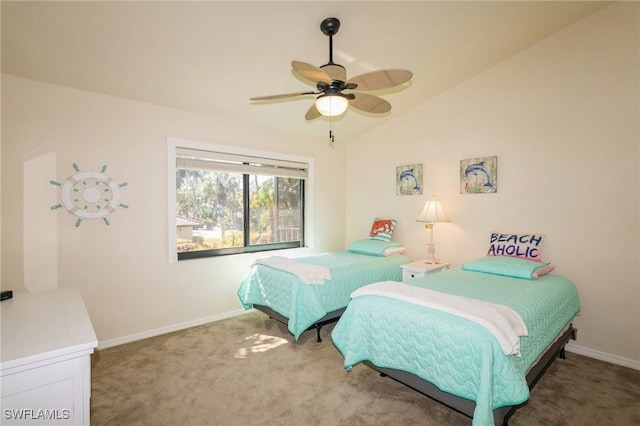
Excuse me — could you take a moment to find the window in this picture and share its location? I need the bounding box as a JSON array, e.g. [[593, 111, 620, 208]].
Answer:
[[168, 138, 312, 261]]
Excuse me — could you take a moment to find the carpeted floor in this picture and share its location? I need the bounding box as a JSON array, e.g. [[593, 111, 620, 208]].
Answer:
[[91, 311, 640, 426]]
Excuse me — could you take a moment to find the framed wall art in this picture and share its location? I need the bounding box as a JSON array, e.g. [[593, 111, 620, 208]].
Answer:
[[396, 164, 423, 195], [460, 156, 497, 194]]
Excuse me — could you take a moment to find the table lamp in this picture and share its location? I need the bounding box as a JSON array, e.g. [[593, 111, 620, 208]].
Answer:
[[416, 197, 451, 264]]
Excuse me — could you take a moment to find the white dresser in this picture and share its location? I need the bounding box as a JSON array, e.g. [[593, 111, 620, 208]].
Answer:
[[1, 287, 97, 425]]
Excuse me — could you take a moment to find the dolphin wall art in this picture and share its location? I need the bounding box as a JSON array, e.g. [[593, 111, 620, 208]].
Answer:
[[460, 156, 497, 194], [396, 164, 423, 195]]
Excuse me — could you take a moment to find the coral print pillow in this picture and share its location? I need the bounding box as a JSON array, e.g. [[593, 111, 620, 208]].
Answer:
[[369, 218, 397, 242], [487, 232, 544, 262]]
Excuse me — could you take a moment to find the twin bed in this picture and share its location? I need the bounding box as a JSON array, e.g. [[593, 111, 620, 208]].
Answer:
[[237, 230, 580, 426], [237, 238, 410, 341], [331, 255, 580, 426]]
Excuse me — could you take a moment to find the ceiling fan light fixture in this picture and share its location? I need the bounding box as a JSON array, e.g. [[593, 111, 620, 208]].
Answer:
[[249, 17, 413, 130], [315, 94, 349, 117]]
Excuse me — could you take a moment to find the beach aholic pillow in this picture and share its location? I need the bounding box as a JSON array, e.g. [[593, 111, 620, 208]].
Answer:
[[487, 232, 544, 262], [369, 218, 397, 242]]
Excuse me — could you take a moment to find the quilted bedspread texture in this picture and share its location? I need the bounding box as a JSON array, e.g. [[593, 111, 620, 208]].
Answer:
[[331, 267, 580, 426], [237, 251, 410, 339]]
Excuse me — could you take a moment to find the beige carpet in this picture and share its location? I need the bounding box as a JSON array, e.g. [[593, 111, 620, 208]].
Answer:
[[91, 311, 640, 426]]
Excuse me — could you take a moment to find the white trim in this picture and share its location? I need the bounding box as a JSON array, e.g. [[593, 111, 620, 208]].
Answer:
[[97, 308, 253, 350], [565, 342, 640, 371], [167, 139, 178, 263], [305, 157, 315, 248]]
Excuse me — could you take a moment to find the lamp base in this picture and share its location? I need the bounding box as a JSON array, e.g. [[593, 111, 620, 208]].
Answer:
[[425, 243, 437, 265]]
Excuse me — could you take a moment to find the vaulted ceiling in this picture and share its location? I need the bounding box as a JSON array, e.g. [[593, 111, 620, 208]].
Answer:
[[1, 1, 611, 142]]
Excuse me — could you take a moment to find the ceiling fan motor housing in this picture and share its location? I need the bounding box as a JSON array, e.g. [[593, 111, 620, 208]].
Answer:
[[320, 63, 347, 83]]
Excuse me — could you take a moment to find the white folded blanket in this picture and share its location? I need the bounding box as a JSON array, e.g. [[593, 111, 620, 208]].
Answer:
[[351, 281, 528, 356], [254, 256, 332, 285]]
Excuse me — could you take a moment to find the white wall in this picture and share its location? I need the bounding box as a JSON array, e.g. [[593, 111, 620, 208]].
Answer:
[[1, 75, 346, 345], [2, 2, 638, 367], [346, 2, 639, 365]]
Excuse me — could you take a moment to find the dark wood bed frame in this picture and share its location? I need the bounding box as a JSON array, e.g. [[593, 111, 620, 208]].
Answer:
[[364, 325, 577, 426], [253, 304, 345, 342]]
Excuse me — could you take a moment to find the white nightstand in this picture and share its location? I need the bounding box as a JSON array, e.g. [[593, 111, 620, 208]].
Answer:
[[401, 260, 450, 282]]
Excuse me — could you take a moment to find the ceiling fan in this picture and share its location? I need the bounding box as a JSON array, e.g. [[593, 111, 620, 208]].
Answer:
[[250, 17, 413, 121]]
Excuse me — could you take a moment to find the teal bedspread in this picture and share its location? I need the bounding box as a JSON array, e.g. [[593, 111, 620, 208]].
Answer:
[[331, 267, 580, 426], [237, 252, 410, 339]]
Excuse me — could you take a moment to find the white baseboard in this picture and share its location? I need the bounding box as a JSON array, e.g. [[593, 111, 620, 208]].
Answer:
[[97, 308, 253, 350], [565, 342, 640, 371]]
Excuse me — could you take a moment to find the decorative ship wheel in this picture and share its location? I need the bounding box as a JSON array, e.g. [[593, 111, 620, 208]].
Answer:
[[51, 163, 128, 227]]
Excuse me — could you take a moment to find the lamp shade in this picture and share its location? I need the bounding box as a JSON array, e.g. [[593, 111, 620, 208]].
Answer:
[[315, 94, 349, 116], [416, 198, 450, 224]]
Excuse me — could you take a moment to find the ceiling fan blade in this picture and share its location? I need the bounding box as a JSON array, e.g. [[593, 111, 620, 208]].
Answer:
[[346, 69, 413, 91], [250, 91, 314, 101], [305, 103, 321, 121], [349, 93, 391, 114], [292, 61, 332, 85]]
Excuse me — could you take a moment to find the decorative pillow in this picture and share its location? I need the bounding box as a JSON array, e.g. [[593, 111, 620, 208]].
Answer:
[[462, 256, 553, 280], [369, 218, 397, 242], [487, 232, 544, 262], [348, 239, 404, 257]]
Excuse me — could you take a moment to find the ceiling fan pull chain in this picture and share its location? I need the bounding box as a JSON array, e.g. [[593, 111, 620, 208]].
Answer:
[[329, 116, 336, 149], [329, 117, 335, 148]]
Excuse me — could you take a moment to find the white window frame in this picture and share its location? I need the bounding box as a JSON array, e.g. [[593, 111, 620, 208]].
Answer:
[[167, 137, 314, 263]]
